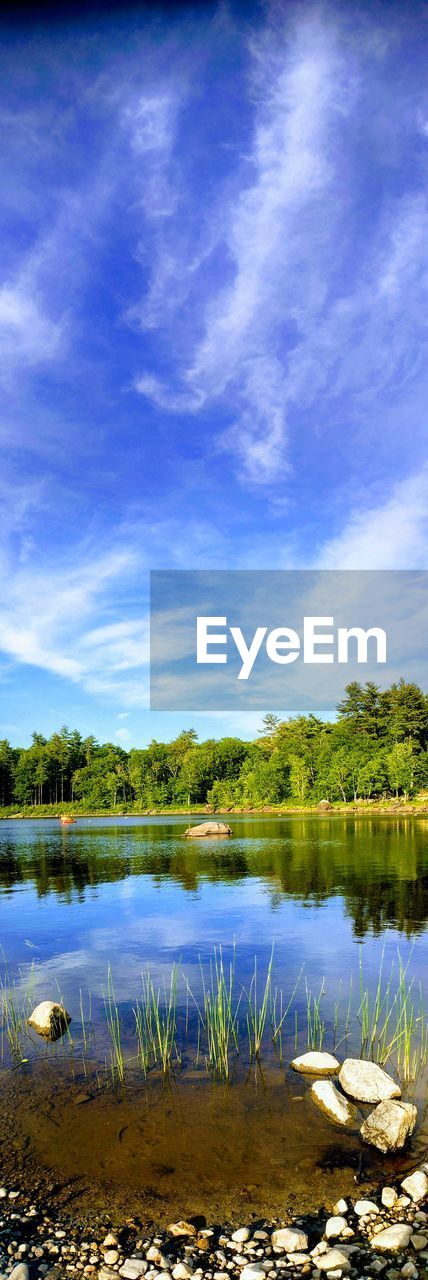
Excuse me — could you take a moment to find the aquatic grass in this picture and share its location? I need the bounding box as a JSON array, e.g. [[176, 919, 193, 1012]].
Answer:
[[135, 966, 180, 1075], [246, 947, 274, 1060], [201, 946, 241, 1079], [103, 965, 125, 1085], [304, 977, 326, 1051], [0, 959, 37, 1063]]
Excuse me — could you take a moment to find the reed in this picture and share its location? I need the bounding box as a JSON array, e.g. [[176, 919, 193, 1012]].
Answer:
[[201, 946, 241, 1079], [135, 966, 179, 1075], [246, 948, 273, 1060], [103, 965, 125, 1085]]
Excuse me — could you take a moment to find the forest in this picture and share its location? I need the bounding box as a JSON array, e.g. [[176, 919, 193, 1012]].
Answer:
[[1, 680, 428, 812]]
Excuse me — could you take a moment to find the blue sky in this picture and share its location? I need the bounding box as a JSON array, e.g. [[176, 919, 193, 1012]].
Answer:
[[1, 0, 428, 749]]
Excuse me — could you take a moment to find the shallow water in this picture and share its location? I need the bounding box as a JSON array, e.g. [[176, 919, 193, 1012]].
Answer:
[[0, 814, 427, 1223]]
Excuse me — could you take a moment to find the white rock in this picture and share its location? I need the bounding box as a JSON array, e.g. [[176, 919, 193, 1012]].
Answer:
[[99, 1270, 120, 1280], [401, 1170, 428, 1203], [271, 1229, 308, 1252], [361, 1101, 417, 1153], [354, 1200, 379, 1216], [240, 1267, 266, 1280], [382, 1188, 398, 1209], [103, 1234, 118, 1247], [104, 1252, 120, 1266], [310, 1080, 361, 1127], [370, 1224, 412, 1252], [290, 1052, 340, 1076], [325, 1218, 347, 1240], [28, 999, 71, 1041], [232, 1229, 251, 1243], [314, 1250, 350, 1274], [172, 1265, 193, 1280], [286, 1255, 311, 1267], [339, 1058, 401, 1104], [410, 1234, 428, 1250], [8, 1267, 30, 1280], [119, 1264, 147, 1280], [332, 1201, 348, 1216]]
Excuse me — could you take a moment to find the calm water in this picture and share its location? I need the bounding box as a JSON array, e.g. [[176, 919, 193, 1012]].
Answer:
[[0, 814, 427, 1223]]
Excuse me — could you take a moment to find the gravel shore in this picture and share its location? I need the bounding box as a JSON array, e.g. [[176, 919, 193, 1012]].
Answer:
[[0, 1166, 426, 1280]]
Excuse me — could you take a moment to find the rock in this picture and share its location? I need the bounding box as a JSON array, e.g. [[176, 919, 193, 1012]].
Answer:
[[291, 1052, 340, 1076], [240, 1268, 266, 1280], [172, 1265, 193, 1280], [310, 1079, 362, 1127], [369, 1224, 412, 1252], [314, 1249, 350, 1273], [231, 1229, 251, 1243], [104, 1251, 120, 1265], [27, 1000, 71, 1041], [184, 822, 232, 838], [98, 1271, 119, 1280], [8, 1267, 29, 1280], [361, 1101, 417, 1153], [410, 1234, 428, 1250], [168, 1223, 197, 1238], [332, 1201, 348, 1216], [339, 1058, 401, 1103], [271, 1229, 308, 1252], [382, 1188, 398, 1209], [287, 1255, 311, 1267], [325, 1218, 347, 1240], [400, 1264, 418, 1280], [103, 1235, 118, 1248], [119, 1265, 147, 1280], [318, 800, 333, 811], [354, 1200, 379, 1216], [400, 1170, 428, 1202]]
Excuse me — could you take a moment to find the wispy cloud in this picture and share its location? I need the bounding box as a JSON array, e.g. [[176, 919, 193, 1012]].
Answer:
[[317, 470, 428, 569]]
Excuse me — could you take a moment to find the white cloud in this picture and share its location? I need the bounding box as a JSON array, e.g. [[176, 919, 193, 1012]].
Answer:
[[317, 471, 428, 569]]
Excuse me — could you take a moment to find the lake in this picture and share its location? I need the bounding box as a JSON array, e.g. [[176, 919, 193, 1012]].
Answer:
[[0, 814, 427, 1226]]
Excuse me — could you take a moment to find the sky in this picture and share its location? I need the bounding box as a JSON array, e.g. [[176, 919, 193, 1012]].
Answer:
[[1, 0, 428, 749]]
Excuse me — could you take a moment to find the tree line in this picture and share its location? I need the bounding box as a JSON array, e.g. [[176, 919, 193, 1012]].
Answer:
[[1, 679, 428, 811]]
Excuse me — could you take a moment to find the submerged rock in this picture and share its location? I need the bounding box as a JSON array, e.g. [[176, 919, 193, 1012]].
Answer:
[[27, 1000, 71, 1041], [310, 1079, 361, 1127], [361, 1100, 417, 1152], [338, 1058, 401, 1103], [369, 1223, 412, 1251], [184, 822, 232, 838], [291, 1051, 340, 1076]]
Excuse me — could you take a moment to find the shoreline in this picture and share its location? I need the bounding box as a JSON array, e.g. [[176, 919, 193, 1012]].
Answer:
[[2, 803, 428, 821], [0, 1164, 426, 1280]]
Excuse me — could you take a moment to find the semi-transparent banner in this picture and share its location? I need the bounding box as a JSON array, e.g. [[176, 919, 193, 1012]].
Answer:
[[150, 570, 428, 711]]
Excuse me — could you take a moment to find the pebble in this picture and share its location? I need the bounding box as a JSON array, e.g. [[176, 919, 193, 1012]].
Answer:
[[382, 1188, 398, 1208], [401, 1170, 428, 1203], [325, 1218, 347, 1240], [370, 1224, 413, 1251], [354, 1199, 379, 1216], [271, 1229, 308, 1252]]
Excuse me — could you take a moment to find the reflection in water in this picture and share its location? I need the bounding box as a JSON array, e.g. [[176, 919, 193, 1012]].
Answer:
[[0, 815, 427, 935], [0, 815, 427, 1223]]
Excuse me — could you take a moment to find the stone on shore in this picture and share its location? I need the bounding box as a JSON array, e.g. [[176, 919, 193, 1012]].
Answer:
[[360, 1100, 417, 1152], [271, 1227, 308, 1251], [8, 1267, 30, 1280], [400, 1169, 428, 1202], [27, 1000, 71, 1041], [369, 1224, 412, 1251], [184, 822, 232, 838], [310, 1079, 362, 1127], [314, 1248, 351, 1273], [338, 1058, 401, 1103], [168, 1222, 197, 1238], [119, 1264, 147, 1280], [291, 1051, 340, 1076], [325, 1216, 348, 1239], [354, 1200, 379, 1216]]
